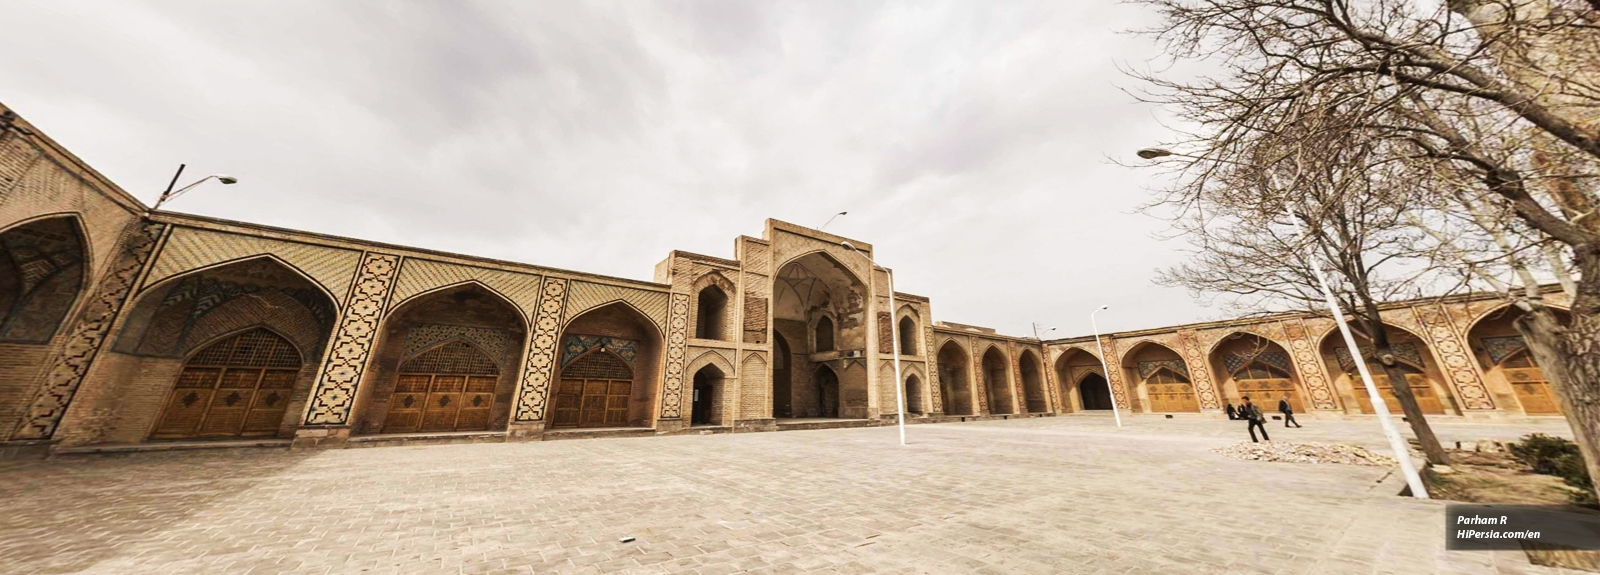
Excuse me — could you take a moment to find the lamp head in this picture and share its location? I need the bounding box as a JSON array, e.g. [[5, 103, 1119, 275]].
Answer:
[[215, 175, 238, 185], [1136, 148, 1172, 160], [841, 241, 856, 250], [1099, 305, 1109, 310]]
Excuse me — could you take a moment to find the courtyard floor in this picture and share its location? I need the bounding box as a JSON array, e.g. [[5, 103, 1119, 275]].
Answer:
[[0, 414, 1586, 575]]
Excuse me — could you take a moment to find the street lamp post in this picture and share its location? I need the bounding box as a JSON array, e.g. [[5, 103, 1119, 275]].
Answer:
[[843, 241, 906, 446], [1089, 305, 1123, 428], [1135, 147, 1428, 499], [152, 164, 238, 211]]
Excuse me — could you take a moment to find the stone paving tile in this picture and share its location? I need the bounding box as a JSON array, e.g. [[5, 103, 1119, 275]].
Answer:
[[0, 415, 1585, 574]]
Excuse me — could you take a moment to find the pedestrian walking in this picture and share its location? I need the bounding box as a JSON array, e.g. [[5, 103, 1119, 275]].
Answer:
[[1225, 402, 1238, 420], [1278, 395, 1302, 428], [1241, 396, 1269, 443]]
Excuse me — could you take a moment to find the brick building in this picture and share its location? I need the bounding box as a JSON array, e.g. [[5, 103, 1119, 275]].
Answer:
[[0, 104, 1570, 459]]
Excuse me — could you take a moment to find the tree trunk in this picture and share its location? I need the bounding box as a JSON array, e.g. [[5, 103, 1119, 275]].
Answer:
[[1517, 305, 1600, 504], [1376, 350, 1452, 465]]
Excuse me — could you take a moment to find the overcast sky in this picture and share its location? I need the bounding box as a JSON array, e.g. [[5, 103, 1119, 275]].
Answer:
[[1, 0, 1222, 338]]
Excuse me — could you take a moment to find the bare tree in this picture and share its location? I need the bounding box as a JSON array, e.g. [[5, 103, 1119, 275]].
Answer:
[[1132, 0, 1600, 501], [1150, 102, 1457, 464]]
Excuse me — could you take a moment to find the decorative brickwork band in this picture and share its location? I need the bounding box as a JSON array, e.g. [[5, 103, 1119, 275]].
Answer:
[[1040, 347, 1060, 413], [1101, 336, 1130, 410], [303, 252, 399, 425], [513, 277, 567, 422], [1414, 304, 1495, 410], [659, 292, 691, 419], [11, 221, 165, 440], [1009, 341, 1025, 413], [1284, 319, 1339, 410], [924, 326, 942, 413], [971, 338, 989, 414], [1178, 330, 1220, 410]]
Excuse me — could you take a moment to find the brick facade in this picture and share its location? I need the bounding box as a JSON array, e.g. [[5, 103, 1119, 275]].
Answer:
[[0, 101, 1570, 458]]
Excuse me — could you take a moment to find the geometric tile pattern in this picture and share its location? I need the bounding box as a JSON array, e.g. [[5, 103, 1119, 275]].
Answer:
[[1099, 336, 1130, 410], [560, 335, 638, 367], [400, 324, 520, 366], [658, 293, 690, 419], [1482, 335, 1528, 365], [387, 259, 543, 318], [143, 227, 361, 306], [513, 277, 568, 422], [970, 338, 988, 415], [10, 221, 166, 440], [1177, 330, 1220, 409], [1284, 319, 1339, 410], [562, 280, 669, 331], [1137, 359, 1189, 379], [924, 325, 942, 414], [302, 252, 401, 426], [1413, 304, 1495, 410]]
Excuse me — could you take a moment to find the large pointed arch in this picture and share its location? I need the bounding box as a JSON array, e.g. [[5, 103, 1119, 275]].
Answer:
[[936, 339, 974, 415], [1018, 348, 1047, 413], [548, 301, 665, 429], [1317, 320, 1453, 415], [0, 214, 89, 343], [1208, 332, 1308, 414], [980, 344, 1014, 415], [1053, 346, 1108, 412], [1121, 340, 1199, 413], [1465, 305, 1571, 415], [355, 282, 529, 435]]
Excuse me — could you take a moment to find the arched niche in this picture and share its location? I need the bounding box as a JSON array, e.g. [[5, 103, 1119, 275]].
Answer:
[[1467, 306, 1571, 415], [936, 340, 974, 415], [1317, 322, 1456, 415], [1121, 341, 1199, 413], [896, 307, 919, 356], [690, 364, 726, 426], [550, 301, 663, 429], [980, 346, 1015, 415], [904, 373, 924, 415], [0, 215, 90, 437], [1208, 333, 1307, 413], [692, 273, 734, 341], [1053, 347, 1109, 412], [353, 283, 528, 434], [86, 256, 337, 444]]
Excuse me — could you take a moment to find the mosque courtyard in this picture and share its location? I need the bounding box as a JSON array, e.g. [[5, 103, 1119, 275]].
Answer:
[[0, 415, 1582, 575]]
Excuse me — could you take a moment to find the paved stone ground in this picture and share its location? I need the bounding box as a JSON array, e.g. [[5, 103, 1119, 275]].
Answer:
[[0, 414, 1588, 575]]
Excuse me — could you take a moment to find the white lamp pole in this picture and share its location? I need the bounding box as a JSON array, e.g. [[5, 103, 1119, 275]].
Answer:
[[844, 241, 906, 445], [1089, 305, 1123, 428], [152, 164, 239, 211], [1136, 147, 1427, 498]]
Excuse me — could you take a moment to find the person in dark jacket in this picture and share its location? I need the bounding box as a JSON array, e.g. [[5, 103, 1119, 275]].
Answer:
[[1225, 403, 1238, 420], [1278, 395, 1302, 428], [1241, 396, 1269, 442]]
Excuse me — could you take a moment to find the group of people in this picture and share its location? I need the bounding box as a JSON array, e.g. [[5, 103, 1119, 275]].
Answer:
[[1225, 395, 1301, 442]]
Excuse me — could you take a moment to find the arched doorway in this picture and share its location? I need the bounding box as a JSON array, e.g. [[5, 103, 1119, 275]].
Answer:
[[150, 328, 303, 439], [981, 347, 1014, 415], [108, 257, 336, 444], [1054, 347, 1105, 412], [1019, 350, 1047, 413], [1468, 306, 1569, 415], [1123, 342, 1199, 413], [355, 283, 528, 435], [550, 302, 664, 429], [1319, 324, 1452, 415], [382, 340, 501, 433], [898, 316, 917, 355], [904, 373, 924, 415], [772, 332, 793, 417], [814, 365, 840, 418], [691, 365, 725, 426], [1078, 373, 1113, 410], [937, 341, 974, 415], [695, 285, 728, 340], [1210, 333, 1306, 413]]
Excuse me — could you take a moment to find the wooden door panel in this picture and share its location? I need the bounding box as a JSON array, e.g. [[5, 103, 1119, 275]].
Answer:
[[198, 387, 254, 436], [456, 391, 494, 431], [152, 388, 214, 438], [421, 393, 462, 431]]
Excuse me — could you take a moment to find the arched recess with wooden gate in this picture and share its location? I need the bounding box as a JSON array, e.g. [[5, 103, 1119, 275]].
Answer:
[[1318, 323, 1454, 415], [1209, 333, 1307, 413], [1468, 305, 1571, 415], [550, 301, 663, 429], [1122, 341, 1199, 413], [150, 328, 304, 439]]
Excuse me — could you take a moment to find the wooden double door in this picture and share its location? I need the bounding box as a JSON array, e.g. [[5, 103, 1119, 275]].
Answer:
[[382, 340, 502, 434], [1145, 369, 1199, 412], [1235, 377, 1304, 413], [152, 328, 302, 440], [1353, 372, 1446, 415], [553, 379, 631, 427], [1503, 352, 1561, 415]]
